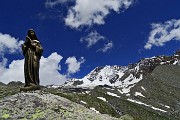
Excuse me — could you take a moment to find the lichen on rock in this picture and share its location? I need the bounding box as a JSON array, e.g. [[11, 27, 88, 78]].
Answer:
[[0, 91, 129, 120]]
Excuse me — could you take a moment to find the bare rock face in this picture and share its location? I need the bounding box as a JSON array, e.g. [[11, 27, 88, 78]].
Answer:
[[0, 91, 131, 120]]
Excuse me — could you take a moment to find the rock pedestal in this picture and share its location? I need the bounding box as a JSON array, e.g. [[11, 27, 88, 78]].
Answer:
[[20, 83, 41, 92]]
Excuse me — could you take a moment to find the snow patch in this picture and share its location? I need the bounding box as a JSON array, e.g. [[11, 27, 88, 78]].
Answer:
[[90, 107, 99, 113], [80, 101, 87, 104], [118, 85, 134, 94], [107, 92, 120, 98], [118, 74, 143, 94], [85, 91, 90, 94], [51, 85, 60, 88], [97, 97, 107, 102], [164, 105, 170, 109], [141, 86, 146, 91], [135, 92, 145, 98], [127, 99, 167, 113], [47, 85, 61, 88], [173, 60, 179, 65], [160, 103, 170, 109]]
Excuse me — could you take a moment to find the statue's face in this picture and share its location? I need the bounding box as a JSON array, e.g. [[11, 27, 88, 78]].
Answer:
[[29, 31, 35, 37]]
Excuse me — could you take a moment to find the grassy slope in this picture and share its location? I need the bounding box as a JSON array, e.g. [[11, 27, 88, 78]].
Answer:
[[44, 86, 175, 120], [130, 65, 180, 120]]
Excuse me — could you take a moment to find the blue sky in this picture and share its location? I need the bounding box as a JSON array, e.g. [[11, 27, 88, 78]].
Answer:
[[0, 0, 180, 85]]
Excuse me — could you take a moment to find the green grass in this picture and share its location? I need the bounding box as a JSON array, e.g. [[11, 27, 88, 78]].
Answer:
[[44, 87, 120, 118], [0, 85, 21, 100], [44, 87, 176, 120]]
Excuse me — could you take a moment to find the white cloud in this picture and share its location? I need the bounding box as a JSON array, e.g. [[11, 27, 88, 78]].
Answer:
[[44, 0, 134, 28], [0, 57, 25, 85], [65, 56, 85, 75], [0, 52, 67, 86], [0, 33, 23, 55], [0, 57, 8, 74], [81, 31, 114, 52], [145, 19, 180, 49], [97, 41, 113, 52], [45, 0, 73, 8], [40, 52, 67, 85], [65, 0, 133, 28], [80, 30, 105, 48]]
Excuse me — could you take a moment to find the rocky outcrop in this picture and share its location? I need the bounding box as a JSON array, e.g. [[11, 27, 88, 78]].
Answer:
[[0, 91, 131, 120], [7, 81, 24, 86], [0, 82, 5, 86]]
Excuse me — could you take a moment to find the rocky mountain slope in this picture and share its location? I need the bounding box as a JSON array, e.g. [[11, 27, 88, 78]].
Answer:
[[61, 50, 180, 119], [129, 65, 180, 119]]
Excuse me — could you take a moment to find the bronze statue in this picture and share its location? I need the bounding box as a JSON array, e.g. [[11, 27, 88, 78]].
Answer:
[[20, 29, 43, 91]]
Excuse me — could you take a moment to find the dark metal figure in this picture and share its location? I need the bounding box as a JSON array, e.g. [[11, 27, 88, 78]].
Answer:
[[20, 29, 43, 91]]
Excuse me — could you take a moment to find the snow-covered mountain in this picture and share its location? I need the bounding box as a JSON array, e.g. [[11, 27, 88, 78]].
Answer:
[[64, 50, 180, 95]]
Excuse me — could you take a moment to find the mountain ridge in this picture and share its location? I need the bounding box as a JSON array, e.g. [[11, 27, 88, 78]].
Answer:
[[63, 50, 180, 94]]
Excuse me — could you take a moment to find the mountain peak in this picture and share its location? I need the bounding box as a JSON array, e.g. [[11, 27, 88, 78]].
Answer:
[[64, 50, 180, 95]]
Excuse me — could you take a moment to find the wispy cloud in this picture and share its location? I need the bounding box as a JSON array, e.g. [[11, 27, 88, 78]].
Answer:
[[0, 33, 23, 55], [65, 56, 85, 75], [80, 30, 114, 53], [145, 19, 180, 49], [80, 30, 114, 52], [80, 30, 105, 48], [45, 0, 73, 8], [97, 41, 114, 53]]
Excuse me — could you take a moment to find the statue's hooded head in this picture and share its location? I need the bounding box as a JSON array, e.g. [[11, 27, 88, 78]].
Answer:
[[27, 29, 38, 40]]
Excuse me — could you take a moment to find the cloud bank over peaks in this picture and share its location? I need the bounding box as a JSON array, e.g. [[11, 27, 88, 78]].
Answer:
[[145, 19, 180, 49], [0, 52, 85, 86], [65, 56, 85, 75], [0, 53, 66, 86], [0, 33, 23, 55]]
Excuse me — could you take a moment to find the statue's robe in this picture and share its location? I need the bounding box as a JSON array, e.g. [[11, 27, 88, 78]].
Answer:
[[22, 37, 43, 87]]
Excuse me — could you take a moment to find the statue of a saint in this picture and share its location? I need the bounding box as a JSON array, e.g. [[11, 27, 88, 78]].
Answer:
[[20, 29, 43, 91]]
